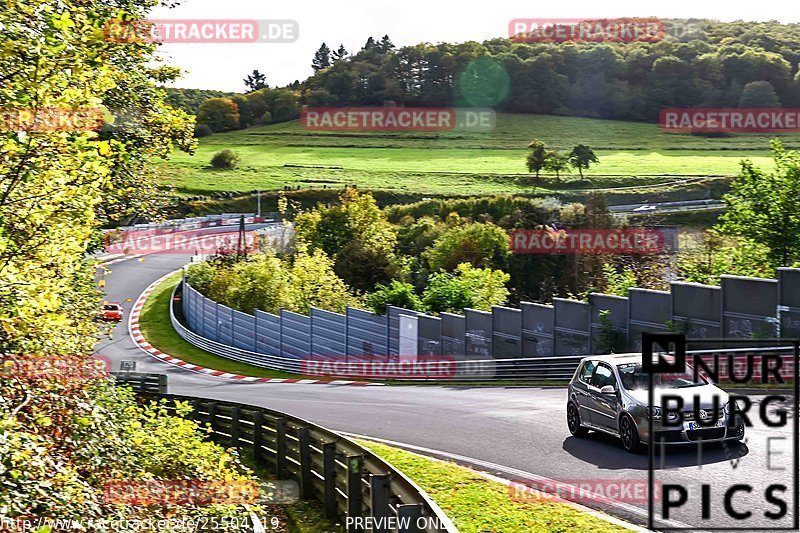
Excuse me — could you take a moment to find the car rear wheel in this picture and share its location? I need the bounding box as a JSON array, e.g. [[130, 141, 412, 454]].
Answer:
[[620, 414, 641, 453], [567, 402, 588, 437]]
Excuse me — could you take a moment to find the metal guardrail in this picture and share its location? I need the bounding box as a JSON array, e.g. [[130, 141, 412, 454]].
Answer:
[[170, 279, 799, 382], [112, 375, 457, 533], [170, 281, 585, 380], [111, 371, 168, 393]]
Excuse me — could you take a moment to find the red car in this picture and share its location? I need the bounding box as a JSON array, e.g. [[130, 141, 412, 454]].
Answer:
[[98, 303, 124, 322]]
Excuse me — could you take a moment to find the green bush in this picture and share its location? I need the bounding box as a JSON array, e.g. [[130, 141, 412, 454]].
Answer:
[[422, 263, 510, 314], [423, 222, 510, 272], [211, 149, 240, 169], [194, 123, 213, 137], [366, 281, 423, 314]]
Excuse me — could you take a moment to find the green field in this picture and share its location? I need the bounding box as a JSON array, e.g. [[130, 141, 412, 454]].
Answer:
[[161, 113, 794, 197]]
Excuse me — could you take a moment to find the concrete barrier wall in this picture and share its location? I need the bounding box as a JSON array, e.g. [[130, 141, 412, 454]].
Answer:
[[464, 309, 492, 358], [441, 312, 466, 357], [721, 275, 778, 339], [627, 288, 670, 352], [521, 302, 555, 357], [590, 293, 628, 354], [493, 306, 522, 358], [671, 282, 722, 339], [779, 268, 800, 338], [181, 267, 800, 361], [554, 298, 591, 356]]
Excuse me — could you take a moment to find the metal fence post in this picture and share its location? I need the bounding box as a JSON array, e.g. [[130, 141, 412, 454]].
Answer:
[[322, 442, 337, 519], [206, 402, 218, 436], [189, 398, 200, 422], [253, 308, 259, 352], [347, 455, 364, 533], [279, 307, 284, 358], [398, 504, 423, 532], [252, 410, 265, 465], [157, 374, 168, 393], [230, 405, 241, 449], [276, 418, 287, 479], [298, 427, 312, 499], [370, 474, 391, 533]]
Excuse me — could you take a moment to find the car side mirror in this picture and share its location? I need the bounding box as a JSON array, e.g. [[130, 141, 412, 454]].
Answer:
[[600, 385, 616, 395]]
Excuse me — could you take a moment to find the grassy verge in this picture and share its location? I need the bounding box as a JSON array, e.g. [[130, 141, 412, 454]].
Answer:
[[355, 439, 629, 532], [137, 273, 323, 379]]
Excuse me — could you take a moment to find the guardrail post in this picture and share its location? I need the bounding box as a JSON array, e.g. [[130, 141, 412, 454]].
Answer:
[[252, 411, 265, 465], [207, 402, 218, 436], [347, 455, 364, 533], [138, 373, 146, 393], [276, 418, 287, 479], [157, 374, 168, 393], [298, 427, 313, 499], [322, 442, 337, 519], [188, 398, 199, 421], [397, 504, 423, 532], [369, 474, 391, 533], [230, 405, 241, 449]]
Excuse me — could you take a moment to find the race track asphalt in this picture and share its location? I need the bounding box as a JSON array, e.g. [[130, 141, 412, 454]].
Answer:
[[95, 244, 796, 531]]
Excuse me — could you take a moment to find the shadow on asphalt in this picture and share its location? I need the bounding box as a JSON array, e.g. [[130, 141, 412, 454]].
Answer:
[[562, 432, 749, 470]]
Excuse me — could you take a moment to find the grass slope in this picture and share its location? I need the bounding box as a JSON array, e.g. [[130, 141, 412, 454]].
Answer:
[[160, 113, 792, 197], [357, 439, 629, 532]]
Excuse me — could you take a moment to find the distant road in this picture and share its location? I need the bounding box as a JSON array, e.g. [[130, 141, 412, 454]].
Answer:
[[609, 198, 724, 214]]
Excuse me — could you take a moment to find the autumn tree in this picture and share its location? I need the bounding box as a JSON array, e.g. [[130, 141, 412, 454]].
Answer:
[[197, 98, 240, 132]]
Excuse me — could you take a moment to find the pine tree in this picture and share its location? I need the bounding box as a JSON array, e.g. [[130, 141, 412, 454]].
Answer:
[[379, 35, 394, 52], [312, 43, 332, 71], [243, 69, 268, 92], [332, 44, 348, 62]]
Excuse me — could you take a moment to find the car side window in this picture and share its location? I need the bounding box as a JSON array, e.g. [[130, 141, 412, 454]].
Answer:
[[590, 364, 616, 389], [579, 361, 596, 383]]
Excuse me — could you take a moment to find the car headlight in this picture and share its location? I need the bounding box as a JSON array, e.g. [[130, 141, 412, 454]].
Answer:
[[723, 401, 730, 416], [646, 406, 662, 419]]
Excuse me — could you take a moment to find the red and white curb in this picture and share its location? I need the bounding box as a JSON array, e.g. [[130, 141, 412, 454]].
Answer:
[[128, 271, 379, 386]]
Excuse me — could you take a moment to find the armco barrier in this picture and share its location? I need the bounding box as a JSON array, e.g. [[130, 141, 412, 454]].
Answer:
[[173, 280, 585, 379], [176, 267, 800, 380], [112, 375, 457, 532]]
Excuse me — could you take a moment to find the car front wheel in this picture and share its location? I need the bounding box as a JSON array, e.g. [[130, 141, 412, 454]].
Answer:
[[620, 414, 641, 453], [567, 402, 588, 437]]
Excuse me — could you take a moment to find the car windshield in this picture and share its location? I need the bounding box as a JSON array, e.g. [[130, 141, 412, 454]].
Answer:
[[103, 305, 120, 310], [616, 362, 708, 390]]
